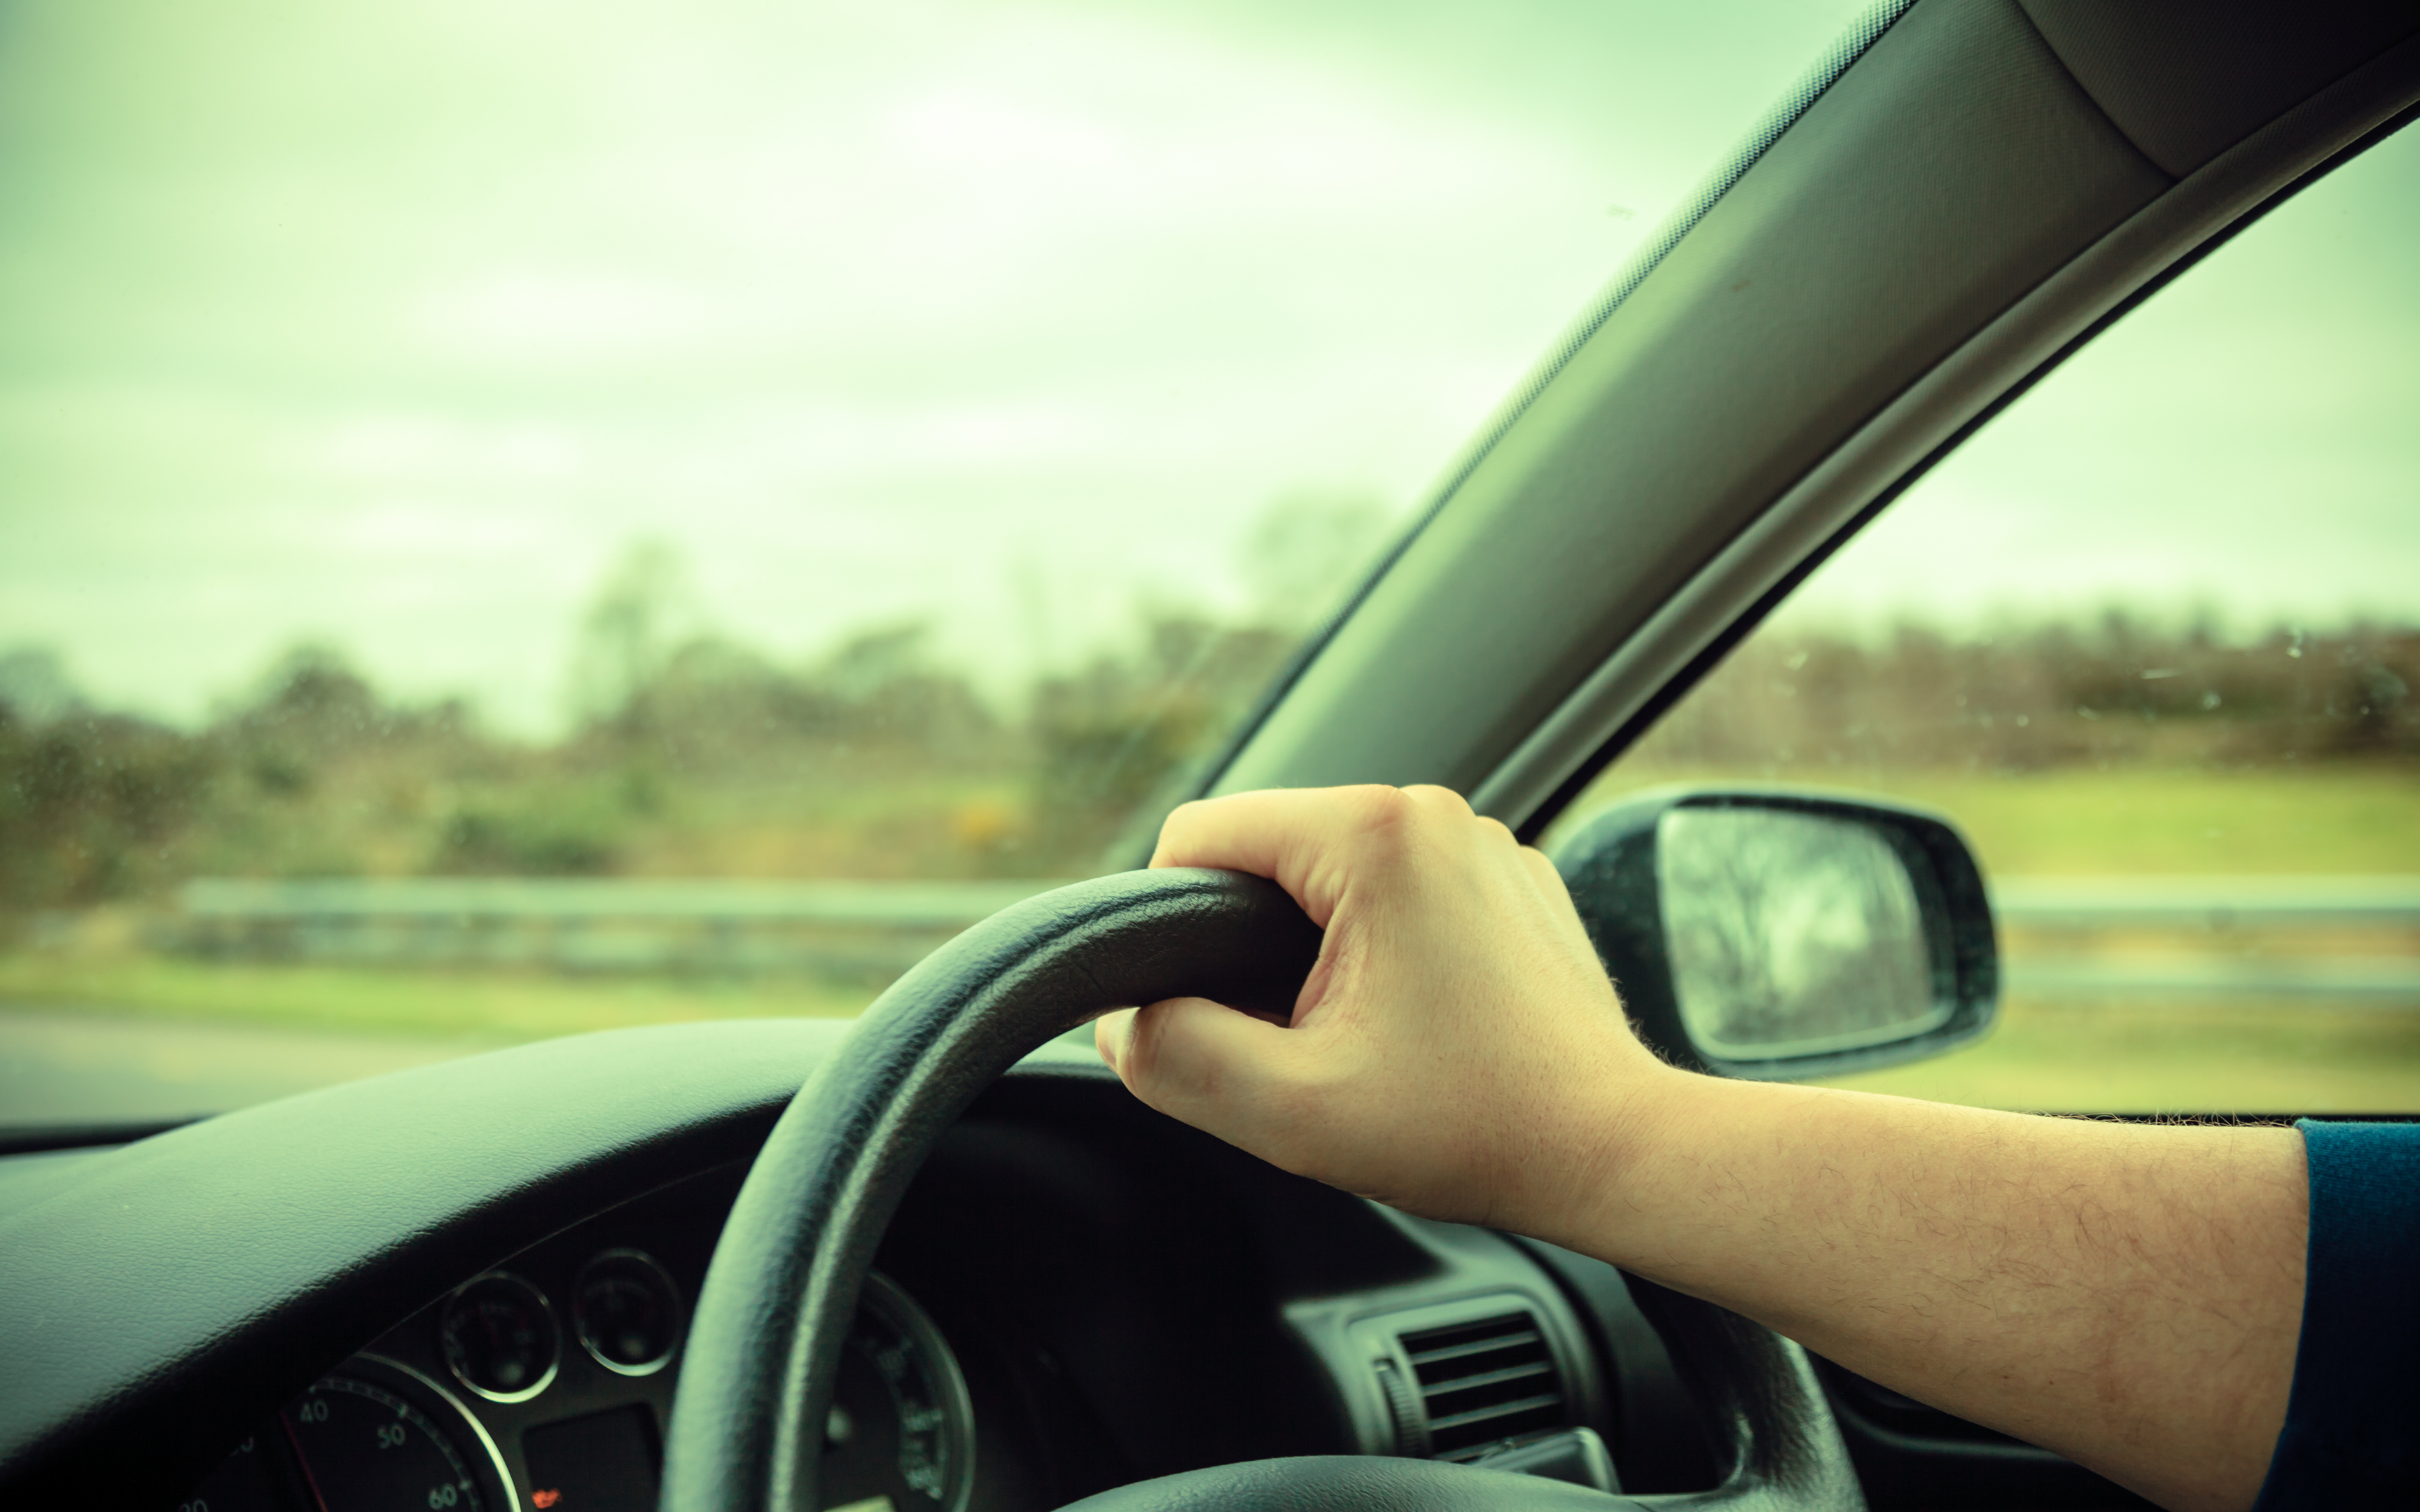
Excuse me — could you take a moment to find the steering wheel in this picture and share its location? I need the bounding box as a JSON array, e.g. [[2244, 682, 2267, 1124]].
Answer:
[[660, 869, 1865, 1511]]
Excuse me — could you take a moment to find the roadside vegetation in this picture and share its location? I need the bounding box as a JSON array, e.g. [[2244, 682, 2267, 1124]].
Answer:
[[3, 558, 2414, 1114]]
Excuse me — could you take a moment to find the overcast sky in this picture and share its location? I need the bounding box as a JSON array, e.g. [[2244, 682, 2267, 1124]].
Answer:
[[1, 0, 2414, 733]]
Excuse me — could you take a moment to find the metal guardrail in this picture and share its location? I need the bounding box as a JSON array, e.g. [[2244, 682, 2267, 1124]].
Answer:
[[2002, 958, 2420, 1002], [1991, 876, 2420, 1005], [186, 874, 2420, 927], [1989, 877, 2420, 930], [174, 874, 2420, 1002], [1985, 877, 2420, 1004], [176, 876, 1073, 976], [181, 876, 1055, 929]]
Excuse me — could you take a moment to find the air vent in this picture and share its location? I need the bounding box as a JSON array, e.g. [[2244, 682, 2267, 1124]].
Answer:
[[1399, 1310, 1565, 1459]]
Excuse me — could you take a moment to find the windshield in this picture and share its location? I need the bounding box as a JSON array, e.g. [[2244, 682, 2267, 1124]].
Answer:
[[0, 0, 1867, 1128]]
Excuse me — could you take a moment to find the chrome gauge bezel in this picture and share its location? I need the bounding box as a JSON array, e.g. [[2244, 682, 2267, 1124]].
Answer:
[[570, 1246, 686, 1378], [326, 1352, 523, 1512], [439, 1270, 562, 1404], [847, 1269, 979, 1512]]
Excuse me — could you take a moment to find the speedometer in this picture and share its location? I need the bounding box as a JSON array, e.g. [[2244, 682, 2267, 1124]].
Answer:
[[176, 1354, 516, 1512], [821, 1271, 976, 1512], [283, 1365, 500, 1512]]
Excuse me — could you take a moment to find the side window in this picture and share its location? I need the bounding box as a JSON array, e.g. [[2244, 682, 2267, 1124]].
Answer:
[[1559, 122, 2420, 1114]]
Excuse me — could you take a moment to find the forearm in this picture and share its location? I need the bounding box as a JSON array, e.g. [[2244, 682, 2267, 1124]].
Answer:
[[1544, 1074, 2307, 1512], [1112, 788, 2316, 1512]]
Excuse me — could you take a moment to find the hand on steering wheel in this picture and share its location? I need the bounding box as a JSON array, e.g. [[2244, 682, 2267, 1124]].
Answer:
[[659, 864, 1862, 1511]]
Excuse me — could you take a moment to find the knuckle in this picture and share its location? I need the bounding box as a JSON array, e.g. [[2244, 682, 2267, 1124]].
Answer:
[[1340, 784, 1419, 840], [1153, 798, 1208, 843], [1340, 782, 1409, 813], [1401, 783, 1475, 818]]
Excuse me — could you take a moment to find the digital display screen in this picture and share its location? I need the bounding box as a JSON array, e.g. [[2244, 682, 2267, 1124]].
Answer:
[[521, 1404, 661, 1512]]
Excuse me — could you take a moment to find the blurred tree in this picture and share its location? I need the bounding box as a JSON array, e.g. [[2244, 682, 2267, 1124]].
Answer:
[[0, 707, 218, 909], [432, 787, 628, 876], [0, 646, 89, 725], [4, 602, 2411, 918], [1027, 610, 1295, 865], [823, 624, 932, 703], [571, 540, 695, 734], [1626, 618, 2419, 777], [222, 644, 383, 785]]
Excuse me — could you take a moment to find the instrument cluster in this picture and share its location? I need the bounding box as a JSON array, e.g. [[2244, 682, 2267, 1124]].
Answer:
[[175, 1168, 977, 1512]]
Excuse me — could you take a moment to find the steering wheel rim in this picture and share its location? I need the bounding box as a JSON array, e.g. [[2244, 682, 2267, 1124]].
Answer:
[[659, 867, 1865, 1512]]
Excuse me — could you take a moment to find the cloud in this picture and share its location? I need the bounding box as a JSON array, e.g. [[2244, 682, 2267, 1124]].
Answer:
[[7, 0, 2407, 737]]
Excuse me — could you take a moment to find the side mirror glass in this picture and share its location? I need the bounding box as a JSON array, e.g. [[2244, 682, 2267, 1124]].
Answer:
[[1552, 789, 1998, 1080]]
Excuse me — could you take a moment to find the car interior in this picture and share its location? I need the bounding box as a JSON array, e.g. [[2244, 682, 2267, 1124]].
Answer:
[[2, 2, 2416, 1511]]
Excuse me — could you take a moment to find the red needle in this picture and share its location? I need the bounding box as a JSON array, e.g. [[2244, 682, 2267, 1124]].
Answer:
[[279, 1408, 335, 1512]]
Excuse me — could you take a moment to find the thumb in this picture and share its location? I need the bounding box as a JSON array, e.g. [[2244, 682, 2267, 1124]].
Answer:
[[1097, 996, 1302, 1145]]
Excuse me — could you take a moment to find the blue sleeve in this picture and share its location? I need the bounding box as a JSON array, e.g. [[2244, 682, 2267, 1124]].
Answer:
[[2251, 1120, 2420, 1511]]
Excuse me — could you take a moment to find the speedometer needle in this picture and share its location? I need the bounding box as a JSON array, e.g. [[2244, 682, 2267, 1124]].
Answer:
[[279, 1409, 335, 1512]]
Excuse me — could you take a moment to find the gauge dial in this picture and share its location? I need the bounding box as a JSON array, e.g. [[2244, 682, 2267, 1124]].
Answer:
[[284, 1363, 501, 1512], [572, 1248, 683, 1376], [181, 1353, 517, 1512], [821, 1270, 976, 1512], [440, 1270, 559, 1403]]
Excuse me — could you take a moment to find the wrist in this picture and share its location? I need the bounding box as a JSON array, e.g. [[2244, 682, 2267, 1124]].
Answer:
[[1511, 1055, 1711, 1259]]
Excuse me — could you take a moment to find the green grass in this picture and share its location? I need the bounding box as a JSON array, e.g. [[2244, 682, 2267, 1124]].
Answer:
[[1818, 995, 2420, 1113], [0, 953, 875, 1044], [1863, 766, 2420, 877]]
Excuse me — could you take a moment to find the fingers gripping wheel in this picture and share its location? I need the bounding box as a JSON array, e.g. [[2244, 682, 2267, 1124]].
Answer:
[[660, 869, 1321, 1512], [658, 868, 1865, 1512]]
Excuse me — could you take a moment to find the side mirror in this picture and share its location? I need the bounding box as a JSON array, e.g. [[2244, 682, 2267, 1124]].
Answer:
[[1551, 788, 1998, 1081]]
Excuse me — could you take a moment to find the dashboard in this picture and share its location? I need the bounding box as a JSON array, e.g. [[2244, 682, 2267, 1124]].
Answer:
[[155, 1066, 1706, 1512], [0, 1020, 2136, 1512], [173, 1169, 733, 1512], [172, 1165, 997, 1512]]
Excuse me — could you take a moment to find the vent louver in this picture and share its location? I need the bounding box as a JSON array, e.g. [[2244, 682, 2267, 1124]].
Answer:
[[1398, 1310, 1565, 1459]]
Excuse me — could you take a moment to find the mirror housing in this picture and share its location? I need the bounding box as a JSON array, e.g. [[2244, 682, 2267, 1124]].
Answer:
[[1551, 787, 1998, 1081]]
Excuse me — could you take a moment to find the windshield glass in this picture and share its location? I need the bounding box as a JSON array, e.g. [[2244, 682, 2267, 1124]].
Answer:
[[0, 0, 1866, 1127]]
